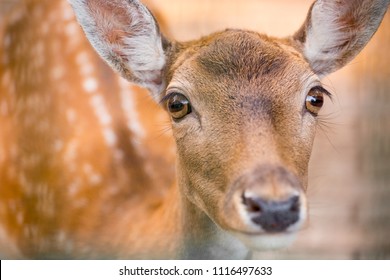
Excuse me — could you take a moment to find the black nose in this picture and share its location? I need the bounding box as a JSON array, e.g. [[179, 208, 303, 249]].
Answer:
[[243, 195, 300, 232]]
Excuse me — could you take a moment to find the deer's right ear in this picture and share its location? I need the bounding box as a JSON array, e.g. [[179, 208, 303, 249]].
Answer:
[[68, 0, 169, 99]]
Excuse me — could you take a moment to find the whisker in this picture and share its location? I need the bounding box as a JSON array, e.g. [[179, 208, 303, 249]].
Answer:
[[152, 121, 173, 140]]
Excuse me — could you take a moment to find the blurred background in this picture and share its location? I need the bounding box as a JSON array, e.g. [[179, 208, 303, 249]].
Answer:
[[1, 0, 389, 259]]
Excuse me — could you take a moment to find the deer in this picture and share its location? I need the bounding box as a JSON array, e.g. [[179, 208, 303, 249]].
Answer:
[[0, 0, 388, 259]]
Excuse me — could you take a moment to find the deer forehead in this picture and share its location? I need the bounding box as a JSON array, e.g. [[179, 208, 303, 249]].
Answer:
[[167, 30, 316, 119]]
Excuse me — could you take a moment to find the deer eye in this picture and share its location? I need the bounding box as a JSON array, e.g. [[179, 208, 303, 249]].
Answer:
[[305, 86, 326, 115], [166, 93, 192, 120]]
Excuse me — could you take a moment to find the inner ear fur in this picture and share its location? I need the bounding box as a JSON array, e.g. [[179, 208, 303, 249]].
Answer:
[[293, 0, 389, 76], [69, 0, 171, 99]]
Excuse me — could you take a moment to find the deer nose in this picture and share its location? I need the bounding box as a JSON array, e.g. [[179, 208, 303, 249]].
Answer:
[[242, 194, 300, 232]]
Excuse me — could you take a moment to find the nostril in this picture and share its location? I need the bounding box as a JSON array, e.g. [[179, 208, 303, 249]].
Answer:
[[242, 194, 262, 213], [289, 196, 300, 213]]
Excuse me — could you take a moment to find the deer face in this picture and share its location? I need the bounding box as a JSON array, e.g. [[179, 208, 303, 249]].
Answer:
[[163, 30, 326, 249]]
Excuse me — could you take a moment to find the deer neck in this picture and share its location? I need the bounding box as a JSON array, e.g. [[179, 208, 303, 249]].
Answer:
[[177, 174, 250, 260]]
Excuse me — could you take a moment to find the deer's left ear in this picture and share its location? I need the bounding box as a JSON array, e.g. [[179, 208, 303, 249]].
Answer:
[[294, 0, 389, 77]]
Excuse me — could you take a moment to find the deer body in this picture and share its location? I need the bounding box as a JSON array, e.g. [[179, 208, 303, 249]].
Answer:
[[0, 0, 388, 259]]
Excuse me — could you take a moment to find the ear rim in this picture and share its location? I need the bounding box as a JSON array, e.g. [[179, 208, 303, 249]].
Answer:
[[68, 0, 172, 100], [293, 0, 390, 77]]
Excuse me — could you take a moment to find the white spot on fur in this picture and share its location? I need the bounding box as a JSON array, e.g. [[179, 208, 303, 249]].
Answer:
[[57, 231, 66, 243], [102, 127, 117, 147], [90, 94, 111, 125], [9, 9, 24, 25], [76, 52, 98, 94], [114, 149, 124, 161], [62, 4, 75, 21], [83, 77, 98, 93], [118, 77, 145, 141], [90, 173, 102, 185], [65, 21, 79, 37], [76, 51, 89, 65], [51, 66, 65, 81], [64, 140, 78, 166], [89, 94, 117, 147], [68, 181, 81, 197], [80, 62, 94, 76], [83, 163, 93, 174], [53, 140, 64, 152], [75, 47, 116, 147]]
